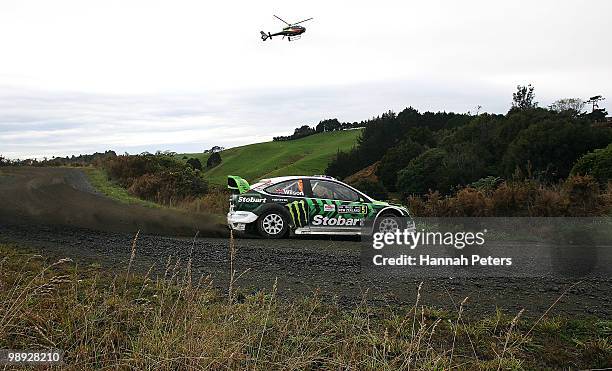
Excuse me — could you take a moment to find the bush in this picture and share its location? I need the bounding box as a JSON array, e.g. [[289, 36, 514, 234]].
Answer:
[[571, 143, 612, 185], [468, 176, 503, 193], [562, 175, 603, 216], [103, 154, 208, 204]]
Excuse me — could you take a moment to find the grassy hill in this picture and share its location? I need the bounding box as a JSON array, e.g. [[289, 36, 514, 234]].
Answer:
[[179, 129, 362, 185]]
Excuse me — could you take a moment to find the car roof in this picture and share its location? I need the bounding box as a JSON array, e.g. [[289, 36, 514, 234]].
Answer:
[[257, 175, 338, 184]]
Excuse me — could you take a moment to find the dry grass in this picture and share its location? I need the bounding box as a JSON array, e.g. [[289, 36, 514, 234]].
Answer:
[[0, 238, 610, 370], [177, 188, 230, 215], [408, 176, 612, 217]]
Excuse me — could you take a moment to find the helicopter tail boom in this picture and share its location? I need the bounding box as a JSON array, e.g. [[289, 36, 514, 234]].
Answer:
[[260, 31, 271, 41]]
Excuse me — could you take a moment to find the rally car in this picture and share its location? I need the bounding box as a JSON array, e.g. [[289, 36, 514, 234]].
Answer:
[[227, 175, 412, 238]]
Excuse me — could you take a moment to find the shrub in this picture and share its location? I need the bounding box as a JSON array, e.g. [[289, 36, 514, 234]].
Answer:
[[103, 154, 208, 205], [468, 176, 503, 193], [447, 188, 488, 217], [571, 143, 612, 185], [127, 173, 165, 201], [562, 175, 603, 216]]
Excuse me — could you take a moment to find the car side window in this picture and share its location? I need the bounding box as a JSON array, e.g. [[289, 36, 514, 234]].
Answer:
[[265, 179, 305, 196], [310, 180, 360, 202]]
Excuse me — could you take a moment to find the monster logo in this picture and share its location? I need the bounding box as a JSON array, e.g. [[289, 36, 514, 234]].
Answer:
[[286, 200, 308, 228]]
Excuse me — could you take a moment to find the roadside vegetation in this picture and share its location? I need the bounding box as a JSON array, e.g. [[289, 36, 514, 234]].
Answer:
[[85, 153, 230, 214], [102, 153, 209, 205], [408, 175, 612, 217], [1, 241, 610, 370], [83, 168, 160, 208]]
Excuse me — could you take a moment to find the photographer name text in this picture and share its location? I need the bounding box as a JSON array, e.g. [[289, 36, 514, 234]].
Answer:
[[372, 254, 512, 266]]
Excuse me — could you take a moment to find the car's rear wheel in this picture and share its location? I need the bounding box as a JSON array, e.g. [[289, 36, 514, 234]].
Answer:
[[257, 210, 289, 239], [375, 212, 401, 234]]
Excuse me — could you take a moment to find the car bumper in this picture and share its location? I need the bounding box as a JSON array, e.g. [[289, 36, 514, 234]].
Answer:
[[227, 211, 258, 231]]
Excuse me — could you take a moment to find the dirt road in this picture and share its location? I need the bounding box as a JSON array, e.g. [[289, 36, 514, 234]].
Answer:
[[0, 167, 610, 318]]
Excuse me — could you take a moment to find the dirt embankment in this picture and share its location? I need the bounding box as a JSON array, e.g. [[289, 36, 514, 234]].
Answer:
[[0, 167, 227, 237]]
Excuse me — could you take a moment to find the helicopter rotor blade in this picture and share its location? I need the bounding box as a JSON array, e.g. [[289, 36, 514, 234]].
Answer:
[[273, 15, 291, 26], [291, 17, 313, 26]]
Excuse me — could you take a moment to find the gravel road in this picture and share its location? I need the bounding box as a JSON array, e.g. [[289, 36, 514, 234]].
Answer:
[[0, 167, 610, 318]]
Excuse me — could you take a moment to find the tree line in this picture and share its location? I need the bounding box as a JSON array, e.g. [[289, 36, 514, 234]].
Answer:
[[326, 86, 611, 197], [272, 119, 365, 141]]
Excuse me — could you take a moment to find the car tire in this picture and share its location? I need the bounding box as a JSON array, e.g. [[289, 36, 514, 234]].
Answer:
[[374, 212, 402, 234], [257, 210, 289, 239]]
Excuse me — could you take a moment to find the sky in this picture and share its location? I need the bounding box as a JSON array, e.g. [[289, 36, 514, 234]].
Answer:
[[1, 0, 611, 159]]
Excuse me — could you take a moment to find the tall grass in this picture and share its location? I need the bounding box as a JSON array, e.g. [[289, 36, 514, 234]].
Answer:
[[0, 239, 610, 369], [408, 176, 612, 217]]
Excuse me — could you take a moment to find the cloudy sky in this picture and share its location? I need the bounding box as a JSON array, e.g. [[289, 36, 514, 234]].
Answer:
[[1, 0, 611, 159]]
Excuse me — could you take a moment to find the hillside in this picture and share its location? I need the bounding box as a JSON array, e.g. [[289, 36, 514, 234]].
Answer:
[[179, 129, 362, 185]]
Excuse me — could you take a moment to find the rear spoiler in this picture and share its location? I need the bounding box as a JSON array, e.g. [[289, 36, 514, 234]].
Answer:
[[227, 175, 250, 194]]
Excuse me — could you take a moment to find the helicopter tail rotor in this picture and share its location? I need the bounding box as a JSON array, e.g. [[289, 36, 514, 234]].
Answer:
[[260, 31, 271, 41]]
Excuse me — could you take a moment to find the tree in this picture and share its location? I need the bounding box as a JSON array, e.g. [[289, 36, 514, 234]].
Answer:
[[326, 149, 361, 179], [397, 148, 448, 195], [186, 157, 203, 171], [549, 98, 585, 115], [316, 118, 342, 132], [502, 119, 612, 180], [206, 152, 222, 168], [511, 84, 538, 110], [442, 143, 488, 189], [584, 95, 608, 122], [377, 139, 427, 191], [585, 95, 605, 112], [350, 179, 388, 200]]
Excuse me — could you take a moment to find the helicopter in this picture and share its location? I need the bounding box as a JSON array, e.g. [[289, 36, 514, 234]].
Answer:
[[261, 15, 313, 42]]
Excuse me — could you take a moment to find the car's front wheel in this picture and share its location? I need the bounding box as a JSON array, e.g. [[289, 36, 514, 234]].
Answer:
[[257, 210, 289, 239], [374, 212, 402, 234]]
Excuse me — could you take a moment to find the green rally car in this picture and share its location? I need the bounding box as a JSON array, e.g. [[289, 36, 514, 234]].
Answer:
[[227, 175, 412, 238]]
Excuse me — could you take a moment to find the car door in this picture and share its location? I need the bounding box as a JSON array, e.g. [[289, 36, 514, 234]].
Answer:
[[305, 179, 369, 232]]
